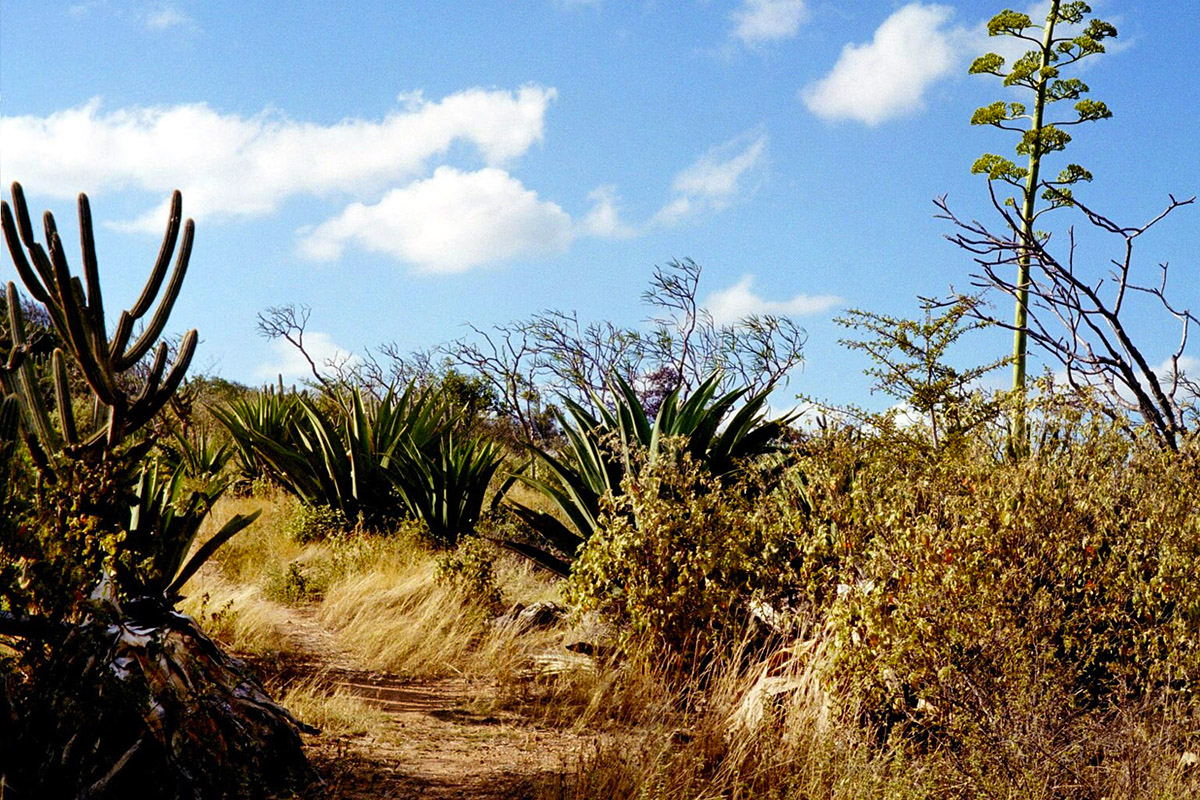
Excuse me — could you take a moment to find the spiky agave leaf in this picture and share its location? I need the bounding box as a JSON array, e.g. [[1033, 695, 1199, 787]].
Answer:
[[504, 370, 795, 576]]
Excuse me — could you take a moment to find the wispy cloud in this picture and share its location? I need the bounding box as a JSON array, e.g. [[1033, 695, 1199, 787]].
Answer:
[[0, 87, 557, 230], [145, 4, 194, 31], [653, 132, 767, 226], [581, 184, 637, 239], [298, 166, 575, 273], [802, 3, 967, 125], [731, 0, 809, 46], [704, 275, 841, 324]]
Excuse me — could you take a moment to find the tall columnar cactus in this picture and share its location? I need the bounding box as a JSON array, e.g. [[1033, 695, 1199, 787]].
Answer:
[[0, 186, 316, 797], [1, 181, 197, 457]]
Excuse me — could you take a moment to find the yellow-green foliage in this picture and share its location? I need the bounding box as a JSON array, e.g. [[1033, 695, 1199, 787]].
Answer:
[[436, 536, 505, 613], [568, 451, 800, 663], [825, 422, 1200, 743]]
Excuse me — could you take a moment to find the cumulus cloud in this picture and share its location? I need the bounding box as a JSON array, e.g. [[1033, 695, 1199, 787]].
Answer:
[[0, 86, 557, 229], [731, 0, 809, 46], [704, 275, 841, 324], [254, 332, 360, 382], [802, 3, 967, 125], [297, 166, 575, 273], [653, 132, 767, 226]]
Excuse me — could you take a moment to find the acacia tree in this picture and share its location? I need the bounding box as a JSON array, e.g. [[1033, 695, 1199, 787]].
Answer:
[[837, 296, 1008, 449], [950, 1, 1196, 451]]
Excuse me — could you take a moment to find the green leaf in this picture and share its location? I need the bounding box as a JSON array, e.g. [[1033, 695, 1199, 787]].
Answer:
[[1056, 2, 1090, 25], [1056, 164, 1093, 184], [1016, 125, 1072, 156], [1075, 99, 1112, 122], [970, 101, 1010, 126]]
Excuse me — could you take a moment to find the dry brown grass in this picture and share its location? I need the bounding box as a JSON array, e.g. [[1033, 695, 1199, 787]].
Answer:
[[182, 490, 566, 684], [177, 485, 1199, 800], [316, 556, 563, 679], [273, 679, 392, 737], [530, 645, 1200, 800]]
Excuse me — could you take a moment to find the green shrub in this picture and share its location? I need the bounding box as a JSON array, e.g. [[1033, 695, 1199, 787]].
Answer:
[[435, 536, 504, 613], [263, 562, 322, 604], [827, 423, 1200, 746], [567, 448, 800, 664], [282, 502, 350, 543]]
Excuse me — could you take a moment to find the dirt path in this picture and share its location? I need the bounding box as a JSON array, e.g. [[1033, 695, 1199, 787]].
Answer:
[[256, 605, 588, 799]]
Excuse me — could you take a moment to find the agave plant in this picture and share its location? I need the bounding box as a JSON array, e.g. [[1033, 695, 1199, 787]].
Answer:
[[388, 432, 505, 547], [120, 459, 260, 605], [213, 383, 453, 526], [207, 385, 299, 483], [503, 371, 796, 575]]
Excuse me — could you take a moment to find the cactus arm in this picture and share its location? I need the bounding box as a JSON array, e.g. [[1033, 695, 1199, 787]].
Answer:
[[9, 183, 37, 246], [127, 190, 182, 320], [42, 211, 61, 270], [8, 186, 59, 296], [6, 284, 60, 452], [52, 349, 79, 446], [117, 218, 193, 370], [1, 201, 53, 305], [125, 344, 168, 434], [77, 194, 106, 340], [109, 311, 134, 361], [9, 188, 65, 313], [48, 234, 119, 406], [126, 329, 197, 431]]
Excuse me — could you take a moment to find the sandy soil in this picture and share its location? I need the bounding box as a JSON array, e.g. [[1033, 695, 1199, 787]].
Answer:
[[254, 606, 594, 799]]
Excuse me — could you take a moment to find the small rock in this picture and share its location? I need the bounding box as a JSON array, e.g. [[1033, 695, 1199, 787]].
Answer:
[[491, 600, 566, 635]]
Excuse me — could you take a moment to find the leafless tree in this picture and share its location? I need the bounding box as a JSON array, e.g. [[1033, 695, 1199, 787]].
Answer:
[[937, 189, 1197, 450], [641, 258, 807, 397], [259, 260, 811, 447], [441, 322, 555, 446]]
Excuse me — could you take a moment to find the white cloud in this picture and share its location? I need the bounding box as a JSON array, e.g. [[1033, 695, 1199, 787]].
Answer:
[[0, 86, 557, 229], [581, 184, 637, 239], [653, 132, 767, 226], [705, 275, 841, 324], [1154, 355, 1200, 391], [802, 3, 966, 125], [297, 166, 575, 273], [254, 332, 360, 382], [146, 4, 193, 30], [731, 0, 808, 46]]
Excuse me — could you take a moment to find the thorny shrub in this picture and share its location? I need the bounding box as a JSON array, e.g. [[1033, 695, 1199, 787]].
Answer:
[[825, 418, 1200, 748], [567, 447, 802, 667]]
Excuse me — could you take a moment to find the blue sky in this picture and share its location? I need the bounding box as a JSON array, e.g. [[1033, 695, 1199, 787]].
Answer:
[[1, 0, 1196, 411]]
